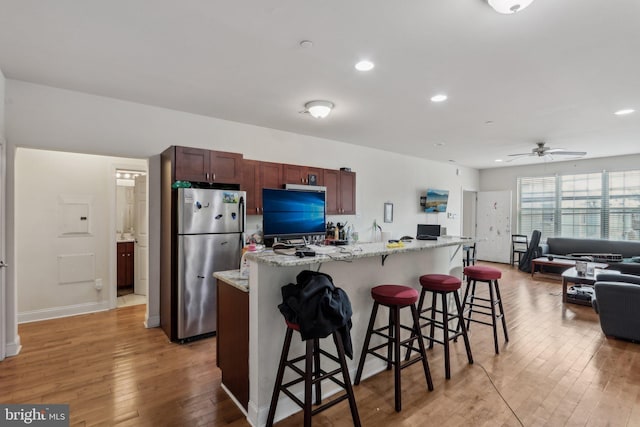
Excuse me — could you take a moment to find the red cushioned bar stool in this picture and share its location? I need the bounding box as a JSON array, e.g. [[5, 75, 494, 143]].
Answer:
[[406, 274, 473, 379], [459, 265, 509, 354], [266, 321, 361, 427], [354, 285, 434, 412]]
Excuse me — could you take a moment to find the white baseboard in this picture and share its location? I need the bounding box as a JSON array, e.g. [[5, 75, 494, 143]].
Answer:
[[18, 301, 110, 324], [144, 315, 160, 328], [5, 336, 22, 357]]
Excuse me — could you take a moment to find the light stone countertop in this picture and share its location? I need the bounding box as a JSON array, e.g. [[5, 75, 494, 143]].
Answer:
[[213, 269, 249, 292], [243, 236, 475, 268]]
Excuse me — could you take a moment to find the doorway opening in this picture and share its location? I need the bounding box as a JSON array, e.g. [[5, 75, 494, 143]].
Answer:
[[116, 169, 147, 308]]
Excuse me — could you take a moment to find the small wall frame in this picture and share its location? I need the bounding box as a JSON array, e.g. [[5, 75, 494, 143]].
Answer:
[[384, 202, 393, 223]]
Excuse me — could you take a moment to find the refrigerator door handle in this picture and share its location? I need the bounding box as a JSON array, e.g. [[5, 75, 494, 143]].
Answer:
[[239, 196, 245, 233]]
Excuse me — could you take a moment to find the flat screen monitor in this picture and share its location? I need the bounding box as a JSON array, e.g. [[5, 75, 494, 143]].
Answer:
[[262, 188, 326, 239], [417, 224, 441, 238]]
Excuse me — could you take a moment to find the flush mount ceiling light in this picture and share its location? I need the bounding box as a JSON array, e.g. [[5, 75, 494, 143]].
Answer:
[[430, 94, 448, 103], [614, 108, 635, 116], [304, 100, 334, 119], [487, 0, 535, 14], [355, 60, 375, 71]]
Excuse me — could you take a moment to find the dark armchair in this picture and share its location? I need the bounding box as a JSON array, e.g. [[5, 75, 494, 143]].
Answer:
[[592, 273, 640, 342]]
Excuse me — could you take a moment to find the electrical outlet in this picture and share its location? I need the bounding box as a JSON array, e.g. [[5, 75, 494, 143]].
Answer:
[[95, 278, 103, 291]]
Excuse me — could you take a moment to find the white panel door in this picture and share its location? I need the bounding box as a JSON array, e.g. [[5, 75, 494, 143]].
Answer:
[[134, 175, 148, 296], [476, 190, 512, 263]]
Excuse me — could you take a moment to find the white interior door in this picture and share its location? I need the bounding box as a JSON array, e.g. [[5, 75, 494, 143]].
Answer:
[[476, 190, 512, 263], [134, 175, 148, 296]]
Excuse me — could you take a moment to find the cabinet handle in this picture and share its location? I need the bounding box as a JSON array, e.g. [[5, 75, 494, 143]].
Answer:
[[213, 173, 216, 181]]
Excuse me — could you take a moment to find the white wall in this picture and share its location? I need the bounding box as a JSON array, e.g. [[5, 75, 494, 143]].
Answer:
[[15, 148, 146, 321], [479, 154, 640, 234], [4, 80, 480, 333], [0, 67, 7, 359]]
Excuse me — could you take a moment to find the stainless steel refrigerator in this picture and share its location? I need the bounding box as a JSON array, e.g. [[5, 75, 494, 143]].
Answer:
[[176, 187, 245, 340]]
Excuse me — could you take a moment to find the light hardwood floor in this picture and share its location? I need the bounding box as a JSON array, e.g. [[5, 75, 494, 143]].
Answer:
[[2, 263, 640, 426]]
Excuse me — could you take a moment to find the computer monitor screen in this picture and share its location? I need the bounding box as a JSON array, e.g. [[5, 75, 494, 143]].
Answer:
[[417, 224, 441, 238], [262, 188, 326, 239]]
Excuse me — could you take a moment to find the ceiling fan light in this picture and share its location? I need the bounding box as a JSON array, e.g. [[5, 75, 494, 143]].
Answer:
[[305, 100, 334, 119], [487, 0, 535, 14]]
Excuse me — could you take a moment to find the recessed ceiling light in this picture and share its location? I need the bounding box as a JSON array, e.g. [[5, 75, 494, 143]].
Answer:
[[299, 40, 313, 48], [434, 142, 445, 147], [355, 60, 375, 71], [495, 159, 504, 162], [485, 120, 494, 125], [430, 94, 448, 103], [614, 108, 635, 115]]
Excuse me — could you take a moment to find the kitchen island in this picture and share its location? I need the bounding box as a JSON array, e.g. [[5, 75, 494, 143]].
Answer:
[[218, 237, 474, 426]]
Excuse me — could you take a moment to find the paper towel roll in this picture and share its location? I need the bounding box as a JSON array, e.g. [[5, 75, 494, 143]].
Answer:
[[381, 231, 392, 242]]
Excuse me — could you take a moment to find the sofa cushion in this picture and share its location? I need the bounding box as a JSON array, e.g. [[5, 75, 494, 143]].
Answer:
[[547, 237, 640, 258]]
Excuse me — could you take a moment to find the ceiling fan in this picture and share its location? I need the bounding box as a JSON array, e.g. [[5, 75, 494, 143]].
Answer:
[[508, 142, 587, 161]]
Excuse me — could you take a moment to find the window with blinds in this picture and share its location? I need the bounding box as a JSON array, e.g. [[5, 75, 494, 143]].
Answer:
[[517, 170, 640, 241]]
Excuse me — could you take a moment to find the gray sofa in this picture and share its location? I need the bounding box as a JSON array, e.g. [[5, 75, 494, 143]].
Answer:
[[540, 237, 640, 275], [592, 273, 640, 342]]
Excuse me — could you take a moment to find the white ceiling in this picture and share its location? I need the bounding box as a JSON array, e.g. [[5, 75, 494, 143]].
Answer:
[[1, 0, 639, 170]]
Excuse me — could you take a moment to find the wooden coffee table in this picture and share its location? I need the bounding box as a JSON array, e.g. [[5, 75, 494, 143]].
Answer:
[[531, 257, 577, 277], [561, 266, 617, 305]]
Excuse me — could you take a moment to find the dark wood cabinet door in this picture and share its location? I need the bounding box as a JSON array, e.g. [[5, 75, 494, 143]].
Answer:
[[282, 164, 304, 185], [242, 160, 282, 215], [339, 170, 356, 214], [283, 164, 323, 186], [241, 160, 260, 214], [323, 169, 340, 214], [260, 161, 282, 191], [175, 146, 210, 182], [117, 242, 134, 288], [210, 150, 242, 184]]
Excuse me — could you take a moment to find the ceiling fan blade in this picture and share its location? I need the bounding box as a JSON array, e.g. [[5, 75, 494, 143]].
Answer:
[[550, 150, 587, 156], [505, 154, 532, 162]]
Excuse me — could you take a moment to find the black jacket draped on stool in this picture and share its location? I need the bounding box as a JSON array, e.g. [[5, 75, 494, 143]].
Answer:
[[278, 270, 354, 358]]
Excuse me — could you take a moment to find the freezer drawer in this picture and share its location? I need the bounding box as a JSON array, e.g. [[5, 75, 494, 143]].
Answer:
[[177, 233, 242, 339]]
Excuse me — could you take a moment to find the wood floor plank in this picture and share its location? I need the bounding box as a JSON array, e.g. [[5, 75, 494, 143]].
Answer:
[[2, 263, 640, 426]]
